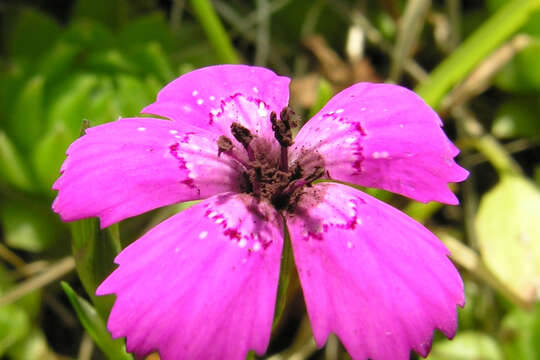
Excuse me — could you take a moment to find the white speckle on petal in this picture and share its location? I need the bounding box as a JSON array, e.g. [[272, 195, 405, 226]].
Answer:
[[199, 231, 208, 239], [356, 217, 363, 225], [137, 127, 146, 132], [175, 135, 182, 139], [372, 151, 389, 159], [347, 241, 353, 248], [197, 98, 204, 105], [209, 95, 216, 101], [253, 86, 259, 93], [192, 90, 198, 96], [257, 102, 268, 117], [242, 258, 248, 264], [210, 108, 220, 116], [338, 123, 350, 131], [208, 211, 218, 218], [345, 137, 356, 144], [169, 130, 178, 134], [238, 238, 247, 248], [253, 242, 261, 251], [336, 108, 344, 114], [185, 163, 194, 170], [327, 111, 335, 115], [215, 218, 225, 224], [183, 105, 192, 112], [360, 107, 366, 111], [174, 247, 180, 253]]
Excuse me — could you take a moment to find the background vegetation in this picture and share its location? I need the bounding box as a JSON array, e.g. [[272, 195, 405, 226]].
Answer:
[[0, 0, 539, 359]]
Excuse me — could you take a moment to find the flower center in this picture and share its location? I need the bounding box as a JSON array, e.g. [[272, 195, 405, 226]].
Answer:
[[218, 107, 324, 211]]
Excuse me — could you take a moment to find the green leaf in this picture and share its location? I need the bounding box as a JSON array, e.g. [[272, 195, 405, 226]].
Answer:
[[0, 131, 33, 192], [0, 199, 63, 252], [62, 20, 115, 51], [61, 282, 133, 360], [308, 78, 334, 119], [46, 74, 99, 135], [7, 328, 56, 360], [0, 305, 31, 356], [128, 43, 174, 83], [72, 0, 130, 30], [70, 219, 121, 319], [31, 123, 74, 193], [7, 76, 45, 152], [0, 267, 32, 356], [0, 65, 27, 124], [427, 331, 504, 360], [476, 175, 540, 305], [86, 77, 121, 125], [37, 42, 81, 82], [492, 97, 540, 138], [116, 75, 153, 117], [500, 304, 540, 359], [404, 201, 443, 224], [118, 13, 173, 51], [86, 49, 138, 74], [5, 7, 61, 59]]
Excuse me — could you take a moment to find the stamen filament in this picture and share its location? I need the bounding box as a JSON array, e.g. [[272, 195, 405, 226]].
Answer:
[[280, 147, 288, 172]]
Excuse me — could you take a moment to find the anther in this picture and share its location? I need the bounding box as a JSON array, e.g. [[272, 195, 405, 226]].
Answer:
[[231, 123, 254, 150], [231, 122, 255, 161], [271, 107, 296, 172], [270, 110, 294, 148], [216, 135, 248, 168], [217, 136, 233, 157]]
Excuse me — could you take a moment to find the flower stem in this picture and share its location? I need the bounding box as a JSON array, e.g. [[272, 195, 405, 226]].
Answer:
[[189, 0, 241, 64], [273, 223, 294, 329]]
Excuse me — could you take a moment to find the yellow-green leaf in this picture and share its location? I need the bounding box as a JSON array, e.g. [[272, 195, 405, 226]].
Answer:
[[476, 175, 540, 305]]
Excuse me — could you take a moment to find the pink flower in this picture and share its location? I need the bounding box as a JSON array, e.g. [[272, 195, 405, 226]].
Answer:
[[53, 65, 468, 360]]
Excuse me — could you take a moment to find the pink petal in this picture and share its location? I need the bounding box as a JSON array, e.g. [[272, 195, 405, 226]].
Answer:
[[97, 193, 284, 359], [291, 83, 468, 204], [53, 117, 243, 228], [142, 65, 290, 140], [286, 183, 464, 360]]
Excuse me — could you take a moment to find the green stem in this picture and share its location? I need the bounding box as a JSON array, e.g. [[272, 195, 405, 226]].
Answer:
[[415, 0, 540, 109], [273, 222, 294, 329], [189, 0, 241, 64], [471, 136, 523, 177]]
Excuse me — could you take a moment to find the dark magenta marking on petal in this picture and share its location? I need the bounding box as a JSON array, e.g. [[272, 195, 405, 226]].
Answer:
[[292, 187, 367, 242], [347, 121, 367, 175], [224, 228, 242, 240], [169, 142, 197, 190]]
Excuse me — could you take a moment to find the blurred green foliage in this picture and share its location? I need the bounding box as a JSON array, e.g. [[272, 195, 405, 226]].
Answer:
[[0, 0, 539, 359]]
